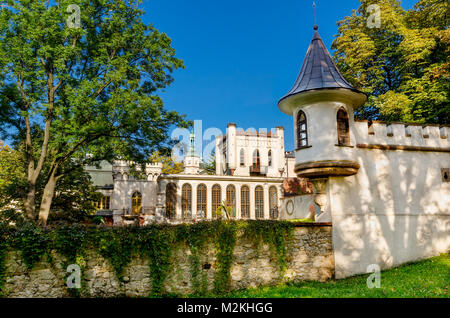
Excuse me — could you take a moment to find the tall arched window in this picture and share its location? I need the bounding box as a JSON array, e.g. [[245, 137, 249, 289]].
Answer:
[[226, 185, 236, 218], [165, 183, 177, 219], [241, 186, 250, 219], [269, 186, 278, 219], [337, 108, 350, 146], [252, 150, 260, 171], [296, 110, 308, 149], [268, 150, 272, 167], [240, 149, 245, 166], [131, 191, 142, 215], [211, 184, 221, 219], [181, 184, 192, 220], [197, 184, 207, 218], [255, 186, 264, 219]]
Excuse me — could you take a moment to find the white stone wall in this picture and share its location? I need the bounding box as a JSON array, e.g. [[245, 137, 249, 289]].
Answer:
[[330, 147, 450, 278]]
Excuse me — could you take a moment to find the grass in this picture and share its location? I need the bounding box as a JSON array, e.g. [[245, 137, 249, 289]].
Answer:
[[227, 253, 449, 298]]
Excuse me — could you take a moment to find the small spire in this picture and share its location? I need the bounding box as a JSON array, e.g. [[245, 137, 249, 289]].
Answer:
[[313, 1, 317, 27]]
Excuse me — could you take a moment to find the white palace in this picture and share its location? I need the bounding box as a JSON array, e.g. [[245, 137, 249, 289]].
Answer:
[[86, 24, 449, 280]]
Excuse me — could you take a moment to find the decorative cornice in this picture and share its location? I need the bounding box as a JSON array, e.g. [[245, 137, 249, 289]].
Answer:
[[295, 160, 360, 178]]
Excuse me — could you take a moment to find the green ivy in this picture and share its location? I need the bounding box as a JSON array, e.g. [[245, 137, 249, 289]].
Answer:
[[12, 221, 50, 269], [96, 226, 136, 280], [0, 223, 9, 296], [137, 225, 176, 296], [176, 221, 216, 296], [213, 221, 237, 295], [0, 220, 295, 297], [52, 224, 88, 297], [241, 220, 294, 277]]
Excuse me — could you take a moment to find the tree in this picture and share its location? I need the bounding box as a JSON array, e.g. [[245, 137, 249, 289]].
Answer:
[[202, 150, 216, 175], [148, 151, 183, 174], [332, 0, 449, 124], [0, 1, 190, 225], [0, 144, 26, 209]]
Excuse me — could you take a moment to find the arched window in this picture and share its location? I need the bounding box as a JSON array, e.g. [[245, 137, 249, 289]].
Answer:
[[131, 191, 142, 215], [252, 150, 260, 170], [240, 149, 245, 166], [181, 184, 192, 220], [296, 110, 308, 149], [255, 186, 264, 219], [196, 184, 207, 219], [226, 185, 236, 218], [337, 108, 350, 146], [211, 184, 221, 219], [268, 150, 272, 167], [165, 183, 177, 219], [241, 186, 250, 219], [269, 186, 278, 219]]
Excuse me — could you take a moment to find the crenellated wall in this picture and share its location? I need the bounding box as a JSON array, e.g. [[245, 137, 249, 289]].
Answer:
[[329, 120, 450, 278], [354, 120, 449, 149]]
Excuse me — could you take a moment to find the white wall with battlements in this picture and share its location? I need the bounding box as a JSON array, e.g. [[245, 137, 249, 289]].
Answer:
[[329, 121, 450, 278]]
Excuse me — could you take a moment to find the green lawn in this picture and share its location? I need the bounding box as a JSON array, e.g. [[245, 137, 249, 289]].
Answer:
[[227, 253, 449, 298]]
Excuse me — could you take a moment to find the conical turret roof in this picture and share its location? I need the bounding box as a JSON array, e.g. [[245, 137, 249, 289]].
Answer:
[[279, 26, 363, 105]]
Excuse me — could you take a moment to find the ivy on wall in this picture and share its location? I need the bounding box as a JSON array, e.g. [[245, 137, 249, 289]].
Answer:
[[0, 220, 295, 297]]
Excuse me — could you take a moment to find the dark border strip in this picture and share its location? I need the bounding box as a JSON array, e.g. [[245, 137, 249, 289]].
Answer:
[[357, 144, 450, 153]]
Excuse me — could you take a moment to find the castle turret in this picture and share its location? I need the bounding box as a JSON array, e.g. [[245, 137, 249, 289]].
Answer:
[[278, 25, 367, 215]]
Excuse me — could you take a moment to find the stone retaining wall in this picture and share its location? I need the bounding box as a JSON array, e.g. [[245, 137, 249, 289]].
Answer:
[[3, 225, 333, 297]]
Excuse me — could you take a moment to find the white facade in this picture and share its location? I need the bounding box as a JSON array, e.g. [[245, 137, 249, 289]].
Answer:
[[87, 125, 306, 225]]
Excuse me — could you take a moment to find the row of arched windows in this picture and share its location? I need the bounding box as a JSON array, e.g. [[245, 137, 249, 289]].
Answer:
[[239, 149, 272, 167], [165, 183, 279, 220], [296, 107, 350, 149]]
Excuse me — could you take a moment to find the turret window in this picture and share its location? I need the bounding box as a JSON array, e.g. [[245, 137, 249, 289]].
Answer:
[[337, 108, 350, 146], [240, 149, 245, 166], [296, 111, 308, 149]]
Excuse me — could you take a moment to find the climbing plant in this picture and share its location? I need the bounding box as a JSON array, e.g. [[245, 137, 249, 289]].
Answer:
[[0, 220, 297, 297], [241, 220, 294, 277]]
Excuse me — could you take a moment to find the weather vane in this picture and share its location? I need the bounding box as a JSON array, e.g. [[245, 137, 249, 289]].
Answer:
[[313, 1, 318, 29]]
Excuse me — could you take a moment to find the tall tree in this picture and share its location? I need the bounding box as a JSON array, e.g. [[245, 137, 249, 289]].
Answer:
[[332, 0, 449, 124], [0, 0, 189, 225]]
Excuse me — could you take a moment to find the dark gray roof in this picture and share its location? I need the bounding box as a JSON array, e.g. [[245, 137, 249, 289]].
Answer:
[[279, 26, 361, 103]]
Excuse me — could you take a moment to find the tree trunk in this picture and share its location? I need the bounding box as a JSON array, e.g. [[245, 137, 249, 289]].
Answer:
[[38, 167, 59, 226], [23, 184, 36, 220]]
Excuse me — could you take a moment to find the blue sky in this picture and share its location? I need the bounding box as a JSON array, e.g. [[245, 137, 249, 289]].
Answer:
[[142, 0, 417, 154]]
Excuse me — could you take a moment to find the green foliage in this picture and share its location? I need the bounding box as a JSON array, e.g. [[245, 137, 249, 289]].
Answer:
[[0, 0, 190, 223], [137, 225, 176, 296], [228, 253, 450, 298], [0, 223, 9, 296], [96, 227, 136, 280], [0, 145, 26, 209], [0, 220, 297, 297], [213, 221, 238, 294], [201, 150, 216, 175], [332, 0, 449, 124], [149, 151, 184, 175], [242, 220, 294, 277], [12, 222, 50, 269]]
